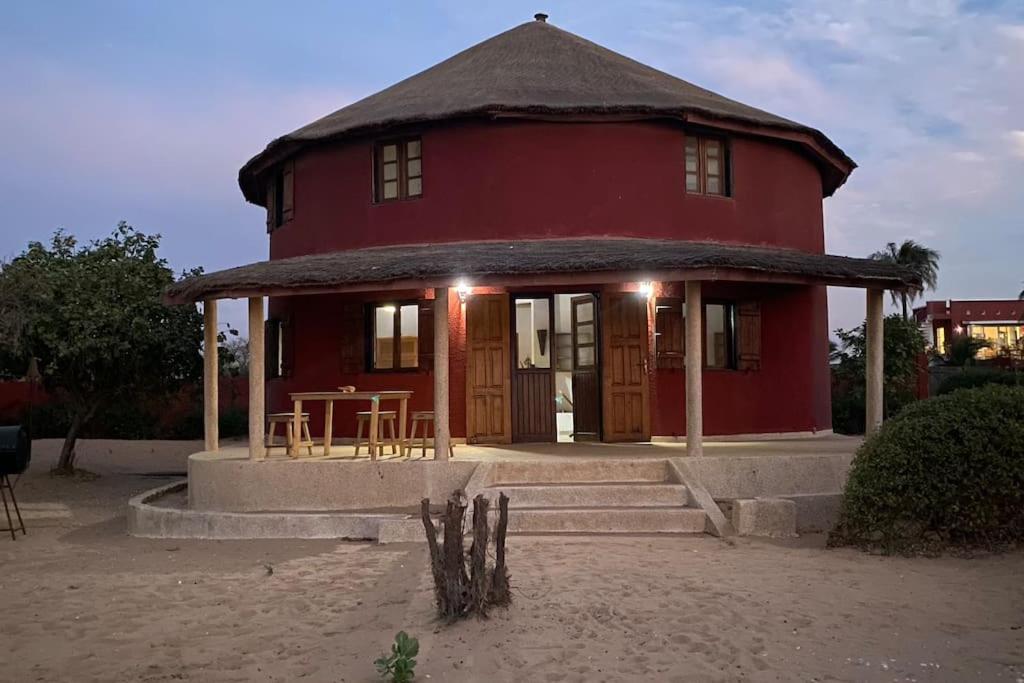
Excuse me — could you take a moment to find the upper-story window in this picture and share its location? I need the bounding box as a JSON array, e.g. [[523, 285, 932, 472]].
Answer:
[[685, 135, 729, 197], [265, 161, 294, 232], [374, 138, 423, 202]]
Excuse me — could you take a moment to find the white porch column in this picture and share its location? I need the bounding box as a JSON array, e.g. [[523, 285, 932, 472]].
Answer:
[[865, 288, 884, 436], [685, 280, 704, 457], [203, 299, 219, 452], [248, 297, 265, 460], [433, 287, 451, 461]]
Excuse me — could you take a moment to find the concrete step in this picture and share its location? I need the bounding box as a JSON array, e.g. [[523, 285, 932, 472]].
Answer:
[[490, 459, 670, 485], [482, 483, 692, 508], [505, 506, 707, 534]]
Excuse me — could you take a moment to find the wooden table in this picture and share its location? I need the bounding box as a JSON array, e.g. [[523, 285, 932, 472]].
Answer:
[[287, 390, 413, 460]]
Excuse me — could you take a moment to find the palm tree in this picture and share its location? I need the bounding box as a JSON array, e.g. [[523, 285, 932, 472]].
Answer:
[[870, 240, 940, 319]]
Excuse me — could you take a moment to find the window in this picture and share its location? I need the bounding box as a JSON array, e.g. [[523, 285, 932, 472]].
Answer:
[[265, 161, 294, 232], [655, 298, 759, 370], [264, 316, 293, 379], [374, 138, 422, 202], [372, 303, 420, 370], [685, 135, 729, 196]]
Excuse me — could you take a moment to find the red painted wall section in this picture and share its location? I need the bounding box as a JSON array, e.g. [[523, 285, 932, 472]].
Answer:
[[270, 120, 826, 259], [270, 280, 831, 440], [650, 282, 831, 437]]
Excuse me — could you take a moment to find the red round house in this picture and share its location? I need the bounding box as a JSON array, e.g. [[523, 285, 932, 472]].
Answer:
[[168, 16, 915, 456]]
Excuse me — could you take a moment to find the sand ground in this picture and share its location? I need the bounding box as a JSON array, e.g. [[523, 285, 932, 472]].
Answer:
[[0, 439, 1022, 682]]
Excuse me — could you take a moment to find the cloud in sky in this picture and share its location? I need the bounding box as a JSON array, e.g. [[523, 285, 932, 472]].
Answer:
[[1, 1, 1021, 334]]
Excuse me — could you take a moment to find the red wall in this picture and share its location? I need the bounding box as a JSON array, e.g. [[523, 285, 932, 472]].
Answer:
[[268, 281, 831, 439], [269, 120, 826, 259]]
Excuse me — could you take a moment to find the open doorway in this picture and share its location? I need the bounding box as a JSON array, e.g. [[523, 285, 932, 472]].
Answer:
[[554, 293, 600, 442]]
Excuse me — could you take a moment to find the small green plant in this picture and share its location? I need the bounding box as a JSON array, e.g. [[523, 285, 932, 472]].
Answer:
[[375, 631, 419, 683]]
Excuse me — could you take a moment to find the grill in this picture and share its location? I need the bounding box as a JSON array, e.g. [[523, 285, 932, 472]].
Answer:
[[0, 425, 29, 540]]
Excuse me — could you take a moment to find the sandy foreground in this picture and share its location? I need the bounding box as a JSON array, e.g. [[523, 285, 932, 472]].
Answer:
[[0, 440, 1021, 682]]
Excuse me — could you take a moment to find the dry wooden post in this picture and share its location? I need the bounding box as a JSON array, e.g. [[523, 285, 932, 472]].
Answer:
[[203, 298, 219, 452], [420, 499, 447, 616], [469, 494, 490, 613], [489, 492, 511, 606]]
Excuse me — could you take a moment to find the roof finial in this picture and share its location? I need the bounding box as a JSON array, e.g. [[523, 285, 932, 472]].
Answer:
[[534, 12, 548, 22]]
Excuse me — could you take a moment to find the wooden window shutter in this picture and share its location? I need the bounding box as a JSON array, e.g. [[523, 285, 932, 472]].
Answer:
[[655, 297, 685, 369], [339, 302, 366, 374], [264, 319, 281, 379], [418, 301, 435, 371], [279, 314, 295, 377], [281, 161, 295, 223], [736, 302, 762, 371], [265, 179, 277, 233]]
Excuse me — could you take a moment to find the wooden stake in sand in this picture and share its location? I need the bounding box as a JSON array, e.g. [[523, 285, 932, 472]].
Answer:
[[421, 492, 511, 621]]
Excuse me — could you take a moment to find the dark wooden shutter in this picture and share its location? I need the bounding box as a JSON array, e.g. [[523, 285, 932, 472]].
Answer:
[[281, 161, 295, 223], [655, 297, 685, 369], [736, 301, 762, 371], [339, 302, 366, 374], [265, 179, 277, 233], [265, 319, 281, 379], [418, 301, 435, 371], [279, 314, 294, 377]]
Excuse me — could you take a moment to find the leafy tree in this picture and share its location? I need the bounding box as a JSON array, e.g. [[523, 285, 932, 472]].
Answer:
[[0, 224, 202, 473], [870, 240, 940, 319], [831, 314, 926, 434]]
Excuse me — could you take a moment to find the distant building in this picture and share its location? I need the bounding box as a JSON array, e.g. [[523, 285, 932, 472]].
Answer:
[[914, 299, 1024, 359]]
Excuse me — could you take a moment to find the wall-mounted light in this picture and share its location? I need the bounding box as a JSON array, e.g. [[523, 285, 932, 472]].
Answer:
[[637, 281, 655, 299], [954, 324, 964, 334], [456, 281, 472, 303]]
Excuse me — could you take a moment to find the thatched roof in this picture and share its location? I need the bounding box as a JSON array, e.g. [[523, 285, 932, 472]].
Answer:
[[239, 17, 854, 202], [164, 238, 918, 304]]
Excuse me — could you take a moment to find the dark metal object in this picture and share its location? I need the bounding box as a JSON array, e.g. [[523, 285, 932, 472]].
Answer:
[[0, 426, 30, 540]]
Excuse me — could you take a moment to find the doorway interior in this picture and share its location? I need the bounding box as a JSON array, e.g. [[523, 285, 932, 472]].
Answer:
[[511, 293, 600, 443]]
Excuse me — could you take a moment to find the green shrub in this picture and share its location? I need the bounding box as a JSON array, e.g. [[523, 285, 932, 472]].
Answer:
[[375, 631, 418, 683], [937, 369, 1022, 396], [829, 385, 1024, 553]]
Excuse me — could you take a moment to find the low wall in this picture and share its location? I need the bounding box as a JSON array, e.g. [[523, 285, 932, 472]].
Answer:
[[188, 452, 478, 512]]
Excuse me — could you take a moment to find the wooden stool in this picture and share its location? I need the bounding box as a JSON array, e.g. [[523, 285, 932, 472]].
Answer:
[[406, 411, 455, 459], [266, 412, 313, 457], [354, 410, 399, 457]]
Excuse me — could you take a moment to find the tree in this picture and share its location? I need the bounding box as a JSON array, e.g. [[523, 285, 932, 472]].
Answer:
[[0, 224, 203, 473], [946, 334, 991, 367], [870, 240, 940, 319], [831, 314, 927, 434]]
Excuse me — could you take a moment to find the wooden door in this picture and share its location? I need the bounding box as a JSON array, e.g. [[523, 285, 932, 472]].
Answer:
[[571, 295, 601, 441], [466, 294, 512, 444], [601, 293, 650, 442], [511, 296, 556, 442]]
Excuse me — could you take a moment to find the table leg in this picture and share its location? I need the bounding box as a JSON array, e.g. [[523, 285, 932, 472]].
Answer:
[[323, 399, 334, 457], [398, 397, 408, 458], [368, 396, 380, 461], [291, 400, 302, 458]]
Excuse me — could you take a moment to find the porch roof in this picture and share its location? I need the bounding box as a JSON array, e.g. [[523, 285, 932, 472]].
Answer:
[[164, 237, 920, 304]]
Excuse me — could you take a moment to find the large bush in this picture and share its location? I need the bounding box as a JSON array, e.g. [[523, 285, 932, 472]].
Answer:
[[936, 369, 1021, 395], [829, 385, 1024, 553]]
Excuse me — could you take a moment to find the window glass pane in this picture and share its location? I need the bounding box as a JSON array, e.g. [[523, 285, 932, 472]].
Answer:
[[576, 323, 594, 345], [407, 158, 421, 177], [399, 304, 419, 368], [685, 157, 697, 173], [575, 301, 593, 323], [685, 138, 698, 153], [707, 158, 720, 175], [407, 177, 422, 196], [374, 305, 396, 369], [382, 145, 397, 162], [705, 140, 720, 157], [707, 177, 721, 195], [577, 346, 595, 368], [383, 181, 398, 199], [706, 304, 728, 368], [383, 163, 398, 181], [406, 139, 420, 158], [515, 299, 551, 369], [686, 173, 699, 192]]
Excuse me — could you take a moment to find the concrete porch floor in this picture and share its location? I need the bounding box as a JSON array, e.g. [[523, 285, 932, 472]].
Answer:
[[206, 432, 861, 463]]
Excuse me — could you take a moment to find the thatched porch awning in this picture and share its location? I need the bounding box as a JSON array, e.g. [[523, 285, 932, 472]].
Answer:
[[164, 238, 919, 304]]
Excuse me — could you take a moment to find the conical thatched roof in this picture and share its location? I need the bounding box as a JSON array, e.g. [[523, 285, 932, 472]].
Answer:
[[239, 17, 853, 202]]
